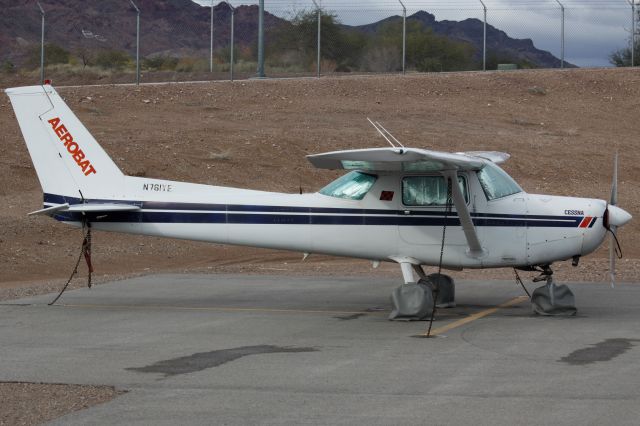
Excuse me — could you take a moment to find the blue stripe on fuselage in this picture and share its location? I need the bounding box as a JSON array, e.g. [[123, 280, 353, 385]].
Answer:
[[43, 193, 584, 227]]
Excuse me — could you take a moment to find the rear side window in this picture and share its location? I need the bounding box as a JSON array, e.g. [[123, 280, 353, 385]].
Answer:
[[402, 175, 467, 206], [319, 171, 377, 200]]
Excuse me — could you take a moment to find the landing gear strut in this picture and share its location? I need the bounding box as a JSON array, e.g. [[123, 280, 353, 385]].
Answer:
[[530, 265, 577, 316]]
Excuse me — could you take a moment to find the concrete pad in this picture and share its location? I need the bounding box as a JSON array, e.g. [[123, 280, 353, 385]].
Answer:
[[1, 274, 640, 425]]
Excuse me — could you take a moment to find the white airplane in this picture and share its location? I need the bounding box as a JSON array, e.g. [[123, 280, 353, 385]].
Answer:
[[6, 84, 632, 317]]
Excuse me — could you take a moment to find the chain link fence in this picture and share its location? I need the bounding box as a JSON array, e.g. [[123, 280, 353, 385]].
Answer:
[[1, 0, 637, 86]]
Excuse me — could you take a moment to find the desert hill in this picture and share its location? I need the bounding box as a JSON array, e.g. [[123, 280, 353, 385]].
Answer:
[[356, 11, 570, 68]]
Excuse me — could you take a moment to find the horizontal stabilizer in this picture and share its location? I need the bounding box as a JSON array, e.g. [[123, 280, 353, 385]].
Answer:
[[28, 204, 70, 216], [28, 203, 141, 216], [66, 203, 141, 212]]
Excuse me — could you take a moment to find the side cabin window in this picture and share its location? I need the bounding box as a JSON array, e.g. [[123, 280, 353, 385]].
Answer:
[[476, 162, 522, 201], [402, 175, 468, 206], [319, 171, 377, 200]]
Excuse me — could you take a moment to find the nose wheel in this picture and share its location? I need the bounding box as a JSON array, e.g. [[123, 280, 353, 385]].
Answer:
[[530, 265, 577, 316]]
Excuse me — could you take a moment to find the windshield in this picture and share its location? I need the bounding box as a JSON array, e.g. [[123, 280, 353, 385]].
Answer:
[[476, 162, 522, 200], [319, 171, 377, 200]]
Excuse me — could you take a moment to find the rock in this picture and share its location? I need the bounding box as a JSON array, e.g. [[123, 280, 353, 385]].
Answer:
[[528, 86, 547, 95]]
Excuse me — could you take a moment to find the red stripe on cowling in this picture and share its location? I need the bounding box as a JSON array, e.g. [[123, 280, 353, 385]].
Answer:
[[579, 217, 592, 228]]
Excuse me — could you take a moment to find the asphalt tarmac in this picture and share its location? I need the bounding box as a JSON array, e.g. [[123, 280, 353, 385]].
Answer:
[[1, 274, 640, 425]]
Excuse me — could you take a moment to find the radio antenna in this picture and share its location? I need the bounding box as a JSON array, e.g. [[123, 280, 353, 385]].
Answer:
[[375, 121, 405, 148], [367, 118, 399, 149]]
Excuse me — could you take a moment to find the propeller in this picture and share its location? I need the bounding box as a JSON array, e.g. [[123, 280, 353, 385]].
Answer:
[[604, 153, 632, 287], [609, 153, 618, 287]]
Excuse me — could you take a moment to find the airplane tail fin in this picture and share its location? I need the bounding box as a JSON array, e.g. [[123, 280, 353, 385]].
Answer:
[[6, 85, 124, 201]]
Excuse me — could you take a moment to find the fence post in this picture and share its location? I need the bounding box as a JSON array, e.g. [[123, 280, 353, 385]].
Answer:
[[398, 0, 406, 74], [312, 0, 321, 78], [632, 0, 637, 67], [129, 0, 140, 85], [257, 0, 266, 77], [36, 1, 45, 85], [479, 0, 487, 71], [555, 0, 565, 68], [210, 0, 214, 73], [227, 3, 235, 81]]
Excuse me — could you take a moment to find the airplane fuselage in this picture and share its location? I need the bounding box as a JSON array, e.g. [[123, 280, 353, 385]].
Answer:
[[46, 170, 608, 270]]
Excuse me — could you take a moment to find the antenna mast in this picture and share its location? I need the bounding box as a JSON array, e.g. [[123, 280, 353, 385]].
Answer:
[[367, 118, 405, 150]]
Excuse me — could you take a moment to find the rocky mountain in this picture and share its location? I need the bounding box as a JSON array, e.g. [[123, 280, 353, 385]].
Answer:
[[0, 0, 285, 65], [356, 11, 570, 68], [1, 1, 566, 69]]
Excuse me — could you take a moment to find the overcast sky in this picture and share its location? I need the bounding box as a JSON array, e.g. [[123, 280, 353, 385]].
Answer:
[[193, 1, 637, 67]]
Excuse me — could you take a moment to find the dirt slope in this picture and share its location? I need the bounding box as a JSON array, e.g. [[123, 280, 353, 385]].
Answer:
[[1, 68, 639, 293]]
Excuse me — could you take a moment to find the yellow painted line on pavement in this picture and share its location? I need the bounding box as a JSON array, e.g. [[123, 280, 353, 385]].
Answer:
[[421, 295, 529, 337], [56, 303, 387, 316]]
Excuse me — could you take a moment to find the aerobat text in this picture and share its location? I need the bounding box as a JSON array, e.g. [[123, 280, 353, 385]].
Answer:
[[47, 117, 97, 176]]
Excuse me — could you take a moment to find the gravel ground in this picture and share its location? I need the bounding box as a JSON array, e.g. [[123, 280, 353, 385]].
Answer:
[[2, 68, 638, 292], [0, 382, 124, 425]]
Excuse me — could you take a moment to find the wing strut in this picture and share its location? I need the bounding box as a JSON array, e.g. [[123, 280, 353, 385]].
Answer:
[[442, 170, 484, 257]]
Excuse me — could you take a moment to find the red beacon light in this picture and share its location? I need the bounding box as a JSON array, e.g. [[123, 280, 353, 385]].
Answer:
[[44, 79, 52, 85]]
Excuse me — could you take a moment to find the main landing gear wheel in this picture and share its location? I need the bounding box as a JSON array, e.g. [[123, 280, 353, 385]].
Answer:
[[389, 282, 434, 321], [530, 266, 577, 316], [389, 269, 456, 321], [422, 273, 456, 308]]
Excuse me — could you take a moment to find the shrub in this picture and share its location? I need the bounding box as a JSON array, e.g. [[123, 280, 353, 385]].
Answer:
[[609, 41, 639, 67], [1, 59, 16, 74], [27, 43, 70, 68], [94, 50, 131, 70], [416, 58, 443, 72], [142, 55, 179, 71], [364, 21, 475, 73], [266, 10, 366, 71], [175, 57, 209, 73], [360, 46, 401, 72]]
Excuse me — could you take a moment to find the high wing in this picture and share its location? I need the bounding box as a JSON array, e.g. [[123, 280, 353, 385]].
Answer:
[[306, 147, 508, 172], [306, 147, 502, 257]]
